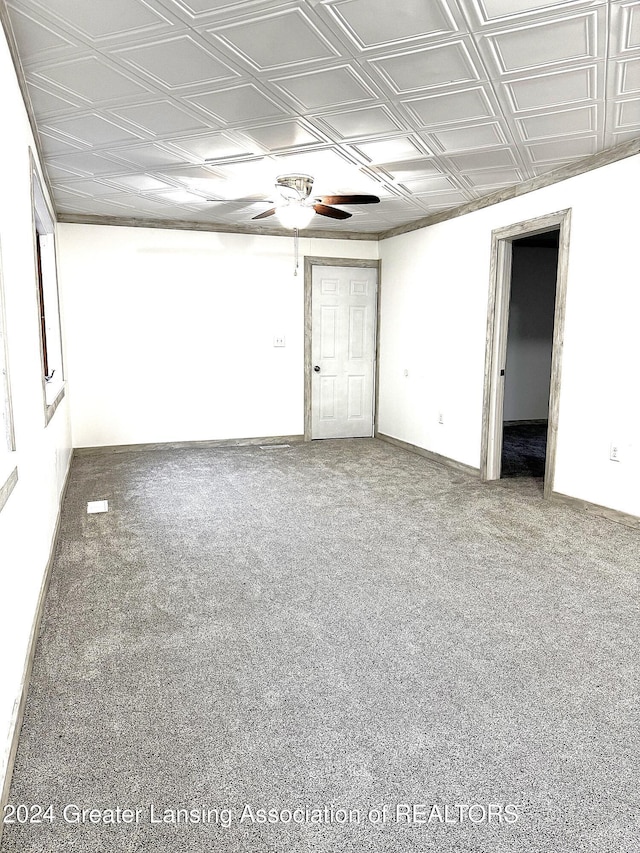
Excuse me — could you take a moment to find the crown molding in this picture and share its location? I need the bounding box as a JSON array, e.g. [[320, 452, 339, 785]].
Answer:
[[56, 212, 378, 241]]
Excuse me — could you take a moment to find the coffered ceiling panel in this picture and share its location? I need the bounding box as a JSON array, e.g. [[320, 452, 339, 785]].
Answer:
[[504, 65, 597, 110], [378, 158, 443, 181], [404, 188, 470, 206], [404, 87, 496, 126], [272, 65, 378, 110], [186, 83, 285, 123], [431, 121, 508, 151], [527, 133, 597, 160], [111, 100, 211, 135], [485, 12, 602, 73], [464, 166, 523, 185], [173, 0, 284, 16], [315, 105, 403, 139], [370, 41, 481, 94], [7, 7, 72, 56], [517, 104, 598, 139], [31, 56, 151, 101], [65, 179, 127, 197], [241, 119, 323, 150], [473, 0, 600, 24], [4, 0, 639, 235], [43, 113, 145, 146], [106, 144, 190, 168], [617, 97, 640, 125], [213, 8, 338, 69], [48, 150, 136, 175], [26, 81, 81, 114], [617, 57, 640, 93], [399, 175, 457, 194], [99, 173, 176, 192], [353, 136, 426, 163], [327, 0, 457, 49], [38, 131, 82, 157], [449, 147, 518, 170], [163, 131, 259, 160], [114, 35, 236, 87], [26, 0, 173, 39], [615, 0, 640, 50], [629, 6, 640, 43], [273, 147, 372, 184]]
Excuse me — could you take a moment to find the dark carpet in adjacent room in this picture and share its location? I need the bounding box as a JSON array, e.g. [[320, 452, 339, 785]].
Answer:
[[501, 421, 548, 478], [2, 439, 637, 853]]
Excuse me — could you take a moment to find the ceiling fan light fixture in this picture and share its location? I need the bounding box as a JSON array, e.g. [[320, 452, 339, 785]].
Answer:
[[276, 203, 315, 230]]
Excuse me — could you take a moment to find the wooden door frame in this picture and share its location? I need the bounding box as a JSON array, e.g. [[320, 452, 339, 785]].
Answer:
[[480, 209, 571, 499], [303, 256, 381, 442]]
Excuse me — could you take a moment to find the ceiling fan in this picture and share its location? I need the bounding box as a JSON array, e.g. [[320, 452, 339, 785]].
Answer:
[[207, 174, 380, 229]]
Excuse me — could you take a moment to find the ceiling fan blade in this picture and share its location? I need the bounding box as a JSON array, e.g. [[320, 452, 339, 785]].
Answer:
[[205, 198, 274, 204], [315, 194, 380, 205], [252, 207, 277, 220], [313, 203, 352, 220]]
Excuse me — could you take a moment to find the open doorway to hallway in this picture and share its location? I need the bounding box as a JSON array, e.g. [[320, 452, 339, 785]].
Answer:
[[501, 229, 559, 480], [481, 209, 571, 500]]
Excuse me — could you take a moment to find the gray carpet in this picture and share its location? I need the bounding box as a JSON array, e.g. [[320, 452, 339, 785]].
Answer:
[[2, 439, 638, 853], [501, 422, 548, 478]]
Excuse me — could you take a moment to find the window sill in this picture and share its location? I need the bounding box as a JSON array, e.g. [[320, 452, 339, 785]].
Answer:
[[0, 466, 18, 515], [44, 383, 65, 427]]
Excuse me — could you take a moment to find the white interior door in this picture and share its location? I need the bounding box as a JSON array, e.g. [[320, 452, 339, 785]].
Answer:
[[311, 264, 377, 439]]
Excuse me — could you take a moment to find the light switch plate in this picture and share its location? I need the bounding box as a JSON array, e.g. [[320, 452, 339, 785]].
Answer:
[[273, 335, 286, 347]]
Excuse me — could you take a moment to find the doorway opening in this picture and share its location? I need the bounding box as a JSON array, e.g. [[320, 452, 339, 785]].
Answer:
[[481, 210, 571, 499], [501, 229, 559, 478]]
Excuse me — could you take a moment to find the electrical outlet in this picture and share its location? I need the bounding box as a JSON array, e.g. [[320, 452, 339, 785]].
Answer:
[[273, 336, 286, 347], [610, 443, 622, 462], [403, 369, 409, 377], [438, 413, 444, 425]]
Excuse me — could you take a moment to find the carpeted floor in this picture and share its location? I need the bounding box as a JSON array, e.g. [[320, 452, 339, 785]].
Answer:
[[501, 421, 548, 478], [2, 439, 638, 853]]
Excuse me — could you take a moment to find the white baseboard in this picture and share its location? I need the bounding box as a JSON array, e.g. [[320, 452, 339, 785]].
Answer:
[[73, 434, 305, 455], [376, 432, 480, 477]]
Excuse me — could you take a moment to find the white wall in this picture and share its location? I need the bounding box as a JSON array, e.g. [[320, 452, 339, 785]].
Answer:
[[377, 213, 491, 467], [503, 245, 557, 422], [378, 154, 640, 519], [0, 26, 72, 806], [58, 225, 378, 447]]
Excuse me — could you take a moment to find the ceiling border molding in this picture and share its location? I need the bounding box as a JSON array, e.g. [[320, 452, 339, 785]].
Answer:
[[0, 0, 54, 203], [379, 137, 640, 240], [56, 212, 376, 241]]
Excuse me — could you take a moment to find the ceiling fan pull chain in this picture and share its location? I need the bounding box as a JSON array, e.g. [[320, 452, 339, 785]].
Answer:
[[294, 227, 299, 276]]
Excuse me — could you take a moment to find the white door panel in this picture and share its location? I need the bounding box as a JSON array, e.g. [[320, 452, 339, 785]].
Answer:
[[311, 265, 377, 439]]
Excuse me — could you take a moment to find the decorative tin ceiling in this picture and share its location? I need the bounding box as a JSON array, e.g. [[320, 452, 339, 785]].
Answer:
[[5, 0, 640, 234]]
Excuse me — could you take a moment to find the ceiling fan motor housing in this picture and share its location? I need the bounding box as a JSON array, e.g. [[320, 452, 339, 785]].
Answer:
[[276, 174, 314, 200]]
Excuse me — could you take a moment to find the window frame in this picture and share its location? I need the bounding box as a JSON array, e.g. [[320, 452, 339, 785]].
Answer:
[[30, 150, 65, 425], [0, 235, 17, 515]]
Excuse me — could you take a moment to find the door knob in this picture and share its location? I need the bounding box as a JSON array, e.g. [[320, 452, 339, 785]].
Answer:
[[313, 365, 320, 372]]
